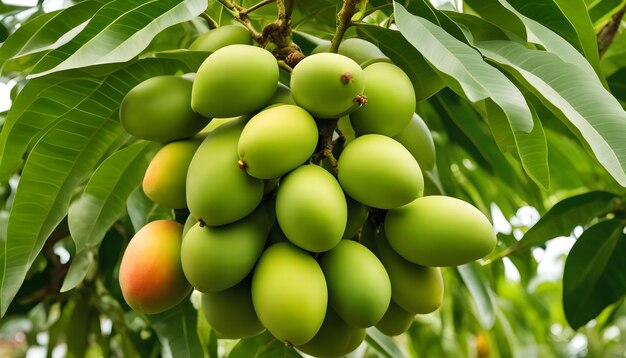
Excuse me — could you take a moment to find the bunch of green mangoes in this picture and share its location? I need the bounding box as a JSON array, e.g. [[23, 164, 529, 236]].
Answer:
[[116, 25, 497, 357]]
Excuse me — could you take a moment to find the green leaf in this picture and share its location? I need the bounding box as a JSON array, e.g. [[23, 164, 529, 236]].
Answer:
[[147, 50, 211, 73], [0, 58, 184, 316], [563, 219, 626, 329], [60, 249, 96, 293], [0, 2, 104, 74], [457, 263, 496, 329], [607, 68, 626, 103], [588, 0, 626, 24], [68, 141, 159, 253], [507, 0, 600, 72], [477, 40, 626, 186], [393, 3, 549, 189], [356, 24, 445, 101], [29, 0, 207, 77], [126, 186, 174, 234], [365, 327, 405, 358], [229, 331, 302, 358], [487, 191, 621, 262], [151, 299, 204, 358]]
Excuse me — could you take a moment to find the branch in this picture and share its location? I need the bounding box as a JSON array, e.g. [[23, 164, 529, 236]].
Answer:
[[200, 11, 218, 29], [330, 0, 361, 53], [598, 3, 626, 57], [312, 119, 340, 175], [241, 0, 276, 15], [217, 0, 265, 42]]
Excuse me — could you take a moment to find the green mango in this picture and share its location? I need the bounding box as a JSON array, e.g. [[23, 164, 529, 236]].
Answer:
[[266, 82, 296, 106], [180, 203, 274, 292], [120, 76, 210, 142], [200, 276, 265, 339], [319, 240, 391, 327], [343, 196, 368, 239], [189, 25, 252, 52], [252, 242, 327, 346], [350, 62, 415, 137], [384, 196, 497, 266], [337, 134, 423, 209], [296, 307, 365, 358], [375, 231, 443, 314], [142, 138, 202, 209], [276, 164, 347, 252], [192, 45, 279, 118], [186, 117, 264, 226], [119, 220, 191, 314], [182, 214, 196, 238], [375, 300, 415, 336], [392, 113, 436, 171], [290, 53, 365, 119], [238, 105, 318, 179], [311, 38, 389, 68]]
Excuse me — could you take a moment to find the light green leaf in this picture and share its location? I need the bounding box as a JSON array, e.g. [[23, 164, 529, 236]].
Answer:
[[60, 249, 96, 293], [457, 263, 496, 329], [0, 59, 184, 317], [29, 0, 207, 77], [356, 24, 445, 101], [477, 40, 626, 186], [0, 1, 104, 74], [393, 3, 549, 189], [68, 141, 159, 253], [486, 191, 621, 262], [365, 327, 405, 358], [151, 299, 204, 358], [563, 219, 626, 329]]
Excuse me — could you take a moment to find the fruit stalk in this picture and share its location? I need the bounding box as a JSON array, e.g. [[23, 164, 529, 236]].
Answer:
[[312, 119, 340, 175], [330, 0, 362, 53]]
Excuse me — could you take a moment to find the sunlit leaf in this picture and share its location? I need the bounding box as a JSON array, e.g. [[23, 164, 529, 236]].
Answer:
[[151, 299, 203, 358], [365, 327, 405, 358], [29, 0, 207, 77], [457, 263, 496, 329]]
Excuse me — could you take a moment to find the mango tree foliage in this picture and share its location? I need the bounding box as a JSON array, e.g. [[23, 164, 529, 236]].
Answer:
[[0, 0, 625, 356]]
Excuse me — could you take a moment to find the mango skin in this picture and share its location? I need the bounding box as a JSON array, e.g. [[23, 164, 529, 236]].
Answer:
[[296, 307, 365, 358], [319, 240, 391, 327], [337, 134, 423, 209], [350, 62, 415, 137], [238, 105, 318, 179], [189, 25, 252, 52], [276, 164, 347, 252], [200, 276, 265, 339], [143, 138, 202, 209], [120, 76, 210, 142], [266, 82, 296, 106], [252, 242, 327, 346], [192, 45, 279, 118], [385, 196, 497, 267], [119, 220, 191, 314], [290, 53, 365, 119], [311, 38, 390, 68], [375, 232, 443, 314], [392, 113, 436, 171], [180, 204, 273, 292], [186, 117, 264, 226], [375, 300, 415, 336], [343, 196, 368, 239]]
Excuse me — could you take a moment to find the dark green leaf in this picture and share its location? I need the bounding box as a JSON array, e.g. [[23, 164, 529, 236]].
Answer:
[[588, 0, 626, 24], [30, 0, 207, 77], [127, 186, 174, 234], [151, 299, 203, 358], [0, 59, 184, 316], [68, 141, 159, 253], [487, 191, 621, 262], [563, 219, 626, 329], [365, 327, 405, 358], [147, 50, 211, 73], [477, 40, 626, 186], [357, 24, 445, 101], [229, 331, 302, 358]]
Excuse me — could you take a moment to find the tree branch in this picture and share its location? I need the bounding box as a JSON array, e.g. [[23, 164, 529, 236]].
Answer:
[[330, 0, 361, 53], [597, 3, 626, 57], [241, 0, 277, 15], [312, 119, 340, 175]]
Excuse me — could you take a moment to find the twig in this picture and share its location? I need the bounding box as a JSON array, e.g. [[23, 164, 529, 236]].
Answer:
[[598, 3, 626, 57], [330, 0, 362, 53], [312, 119, 340, 175], [200, 11, 218, 29], [217, 0, 265, 42], [242, 0, 277, 15]]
